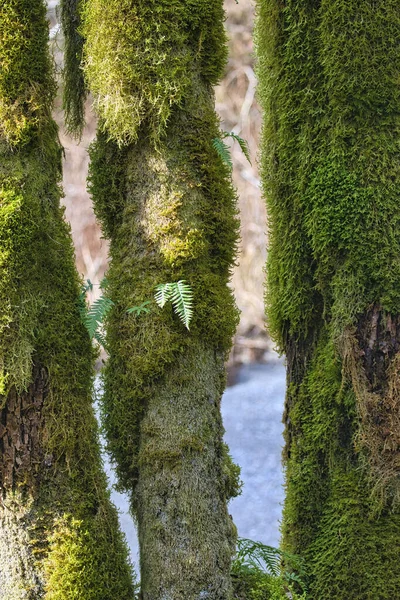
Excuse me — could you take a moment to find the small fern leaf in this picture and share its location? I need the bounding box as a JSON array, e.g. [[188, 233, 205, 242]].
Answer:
[[227, 132, 251, 165], [212, 137, 233, 169], [94, 330, 107, 347], [85, 296, 114, 339], [169, 280, 193, 330], [127, 301, 152, 316], [155, 283, 173, 308]]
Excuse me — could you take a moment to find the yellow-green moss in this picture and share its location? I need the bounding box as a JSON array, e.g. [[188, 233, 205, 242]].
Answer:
[[0, 1, 56, 146], [256, 0, 400, 597], [0, 1, 135, 597], [80, 0, 228, 144]]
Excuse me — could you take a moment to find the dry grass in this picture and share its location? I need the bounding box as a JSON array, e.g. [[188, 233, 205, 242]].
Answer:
[[53, 0, 269, 362]]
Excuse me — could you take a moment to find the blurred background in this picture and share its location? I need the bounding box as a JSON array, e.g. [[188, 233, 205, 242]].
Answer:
[[48, 0, 272, 368]]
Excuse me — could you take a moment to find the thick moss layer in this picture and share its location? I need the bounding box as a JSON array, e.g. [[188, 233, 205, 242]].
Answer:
[[0, 1, 135, 597], [82, 0, 240, 595], [89, 87, 239, 497], [0, 1, 55, 146], [89, 81, 240, 597], [81, 0, 228, 144], [256, 1, 400, 597]]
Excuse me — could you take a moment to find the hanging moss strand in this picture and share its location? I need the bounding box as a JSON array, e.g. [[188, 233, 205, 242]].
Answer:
[[60, 0, 87, 137], [256, 1, 400, 598], [0, 2, 135, 597]]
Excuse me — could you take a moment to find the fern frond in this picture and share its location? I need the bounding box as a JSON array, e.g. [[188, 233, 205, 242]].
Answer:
[[154, 281, 193, 330], [84, 295, 114, 339], [233, 538, 308, 593], [155, 283, 173, 308], [225, 132, 252, 165], [168, 280, 193, 330], [212, 137, 233, 169], [94, 330, 107, 347], [235, 538, 281, 577], [127, 301, 152, 316]]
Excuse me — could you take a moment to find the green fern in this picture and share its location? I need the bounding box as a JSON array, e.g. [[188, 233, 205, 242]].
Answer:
[[127, 301, 152, 317], [212, 137, 233, 169], [233, 538, 308, 594], [155, 281, 193, 330], [212, 131, 251, 169], [84, 296, 114, 339], [79, 280, 114, 345], [154, 283, 174, 309], [226, 132, 252, 165]]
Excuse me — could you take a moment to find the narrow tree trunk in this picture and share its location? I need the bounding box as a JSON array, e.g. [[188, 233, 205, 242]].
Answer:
[[81, 1, 241, 595], [256, 1, 400, 598], [0, 2, 135, 597]]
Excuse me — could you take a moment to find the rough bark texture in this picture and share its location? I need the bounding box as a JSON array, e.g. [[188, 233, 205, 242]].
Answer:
[[136, 342, 235, 599], [256, 1, 400, 598], [0, 366, 47, 492], [0, 1, 135, 597], [81, 1, 241, 596]]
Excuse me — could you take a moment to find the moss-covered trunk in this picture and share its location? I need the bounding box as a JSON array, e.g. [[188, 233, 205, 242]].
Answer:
[[0, 2, 135, 597], [256, 1, 400, 598], [77, 1, 240, 596]]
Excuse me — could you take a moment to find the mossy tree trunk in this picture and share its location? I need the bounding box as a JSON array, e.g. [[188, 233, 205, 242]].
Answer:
[[256, 1, 400, 598], [70, 1, 241, 597], [0, 2, 135, 598]]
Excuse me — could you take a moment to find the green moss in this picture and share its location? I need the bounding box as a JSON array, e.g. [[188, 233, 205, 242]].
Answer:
[[80, 0, 228, 144], [44, 511, 134, 599], [0, 1, 135, 596], [90, 80, 239, 498], [256, 0, 400, 596], [233, 571, 306, 600], [84, 0, 239, 593], [60, 0, 87, 137], [0, 1, 56, 146]]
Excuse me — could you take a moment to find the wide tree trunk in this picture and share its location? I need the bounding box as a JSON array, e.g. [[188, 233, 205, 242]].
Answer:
[[0, 2, 134, 597], [80, 1, 241, 596], [256, 1, 400, 598]]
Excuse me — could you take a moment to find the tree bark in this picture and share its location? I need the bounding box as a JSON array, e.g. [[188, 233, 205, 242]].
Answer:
[[256, 1, 400, 598], [0, 1, 135, 597], [82, 1, 240, 594]]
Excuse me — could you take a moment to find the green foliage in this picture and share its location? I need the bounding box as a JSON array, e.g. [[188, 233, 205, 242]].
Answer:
[[79, 279, 114, 346], [213, 131, 251, 170], [80, 0, 228, 144], [232, 538, 307, 600], [155, 281, 193, 330], [84, 295, 114, 340], [126, 301, 151, 317], [213, 137, 233, 170]]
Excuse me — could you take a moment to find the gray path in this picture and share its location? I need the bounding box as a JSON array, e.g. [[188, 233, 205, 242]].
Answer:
[[102, 359, 287, 570]]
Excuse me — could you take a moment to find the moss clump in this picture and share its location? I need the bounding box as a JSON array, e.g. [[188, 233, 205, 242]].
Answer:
[[0, 1, 56, 146], [256, 0, 400, 597], [0, 1, 135, 597], [80, 0, 228, 144]]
